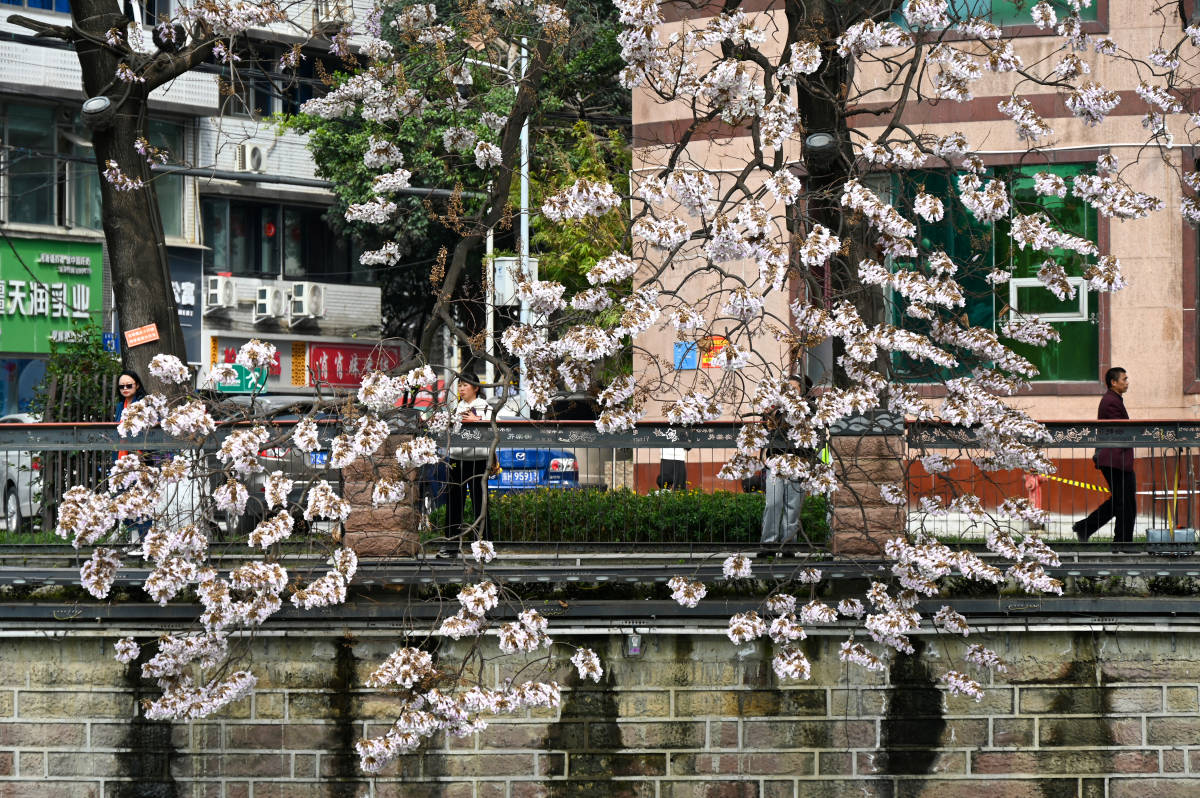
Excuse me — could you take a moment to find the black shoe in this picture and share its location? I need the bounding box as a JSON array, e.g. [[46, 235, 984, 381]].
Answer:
[[1072, 520, 1090, 542], [435, 547, 458, 559]]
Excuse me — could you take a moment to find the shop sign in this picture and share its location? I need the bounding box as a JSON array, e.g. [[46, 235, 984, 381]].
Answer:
[[308, 343, 403, 387], [168, 248, 202, 364], [0, 239, 103, 355], [216, 364, 269, 394]]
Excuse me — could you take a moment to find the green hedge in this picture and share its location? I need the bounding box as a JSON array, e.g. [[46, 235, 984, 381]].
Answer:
[[479, 488, 829, 544]]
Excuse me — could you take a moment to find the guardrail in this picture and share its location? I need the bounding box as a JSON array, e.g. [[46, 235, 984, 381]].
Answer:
[[3, 415, 1198, 550], [906, 420, 1200, 546]]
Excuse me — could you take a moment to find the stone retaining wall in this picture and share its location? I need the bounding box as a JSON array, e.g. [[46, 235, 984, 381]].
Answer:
[[3, 627, 1200, 797]]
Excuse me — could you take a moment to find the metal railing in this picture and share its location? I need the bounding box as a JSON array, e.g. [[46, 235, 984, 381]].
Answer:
[[906, 420, 1200, 545], [3, 415, 1198, 550]]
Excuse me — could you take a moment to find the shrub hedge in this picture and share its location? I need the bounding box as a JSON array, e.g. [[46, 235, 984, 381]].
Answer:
[[481, 488, 829, 544]]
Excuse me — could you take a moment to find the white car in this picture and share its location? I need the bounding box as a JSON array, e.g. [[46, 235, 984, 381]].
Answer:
[[0, 413, 41, 531]]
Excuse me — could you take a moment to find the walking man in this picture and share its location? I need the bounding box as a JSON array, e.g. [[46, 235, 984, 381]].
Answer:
[[1073, 367, 1136, 544]]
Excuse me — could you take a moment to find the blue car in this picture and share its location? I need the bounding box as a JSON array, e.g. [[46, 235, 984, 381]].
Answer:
[[420, 448, 580, 511], [488, 448, 580, 493]]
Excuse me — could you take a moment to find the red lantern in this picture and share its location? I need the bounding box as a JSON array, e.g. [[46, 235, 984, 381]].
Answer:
[[264, 221, 277, 238]]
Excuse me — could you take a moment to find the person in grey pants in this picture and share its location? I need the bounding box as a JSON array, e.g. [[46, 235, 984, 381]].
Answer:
[[761, 375, 812, 546]]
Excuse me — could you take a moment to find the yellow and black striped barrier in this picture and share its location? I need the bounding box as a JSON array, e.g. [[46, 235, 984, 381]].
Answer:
[[1038, 473, 1109, 494]]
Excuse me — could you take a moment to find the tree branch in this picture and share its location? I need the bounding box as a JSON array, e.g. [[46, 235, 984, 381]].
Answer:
[[7, 13, 77, 41]]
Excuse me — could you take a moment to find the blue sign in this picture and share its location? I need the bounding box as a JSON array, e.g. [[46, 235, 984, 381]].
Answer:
[[674, 341, 698, 370], [102, 332, 119, 353]]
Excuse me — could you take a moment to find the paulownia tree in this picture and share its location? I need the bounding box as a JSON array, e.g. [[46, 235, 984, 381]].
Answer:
[[49, 0, 1200, 775]]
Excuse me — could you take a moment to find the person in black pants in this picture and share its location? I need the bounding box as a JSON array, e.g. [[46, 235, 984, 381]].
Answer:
[[1074, 367, 1136, 544], [446, 376, 490, 539]]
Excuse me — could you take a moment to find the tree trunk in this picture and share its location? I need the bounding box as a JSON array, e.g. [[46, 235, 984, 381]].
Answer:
[[788, 0, 895, 385], [71, 1, 187, 391]]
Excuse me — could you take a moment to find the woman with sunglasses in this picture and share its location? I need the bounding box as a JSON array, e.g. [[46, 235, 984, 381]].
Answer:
[[113, 370, 150, 542], [114, 370, 146, 430]]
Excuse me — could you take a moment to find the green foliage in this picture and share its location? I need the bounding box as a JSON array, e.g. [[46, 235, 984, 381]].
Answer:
[[485, 488, 829, 544], [529, 122, 631, 293], [30, 322, 121, 422]]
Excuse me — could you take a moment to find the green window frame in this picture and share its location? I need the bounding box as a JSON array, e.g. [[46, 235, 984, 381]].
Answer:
[[890, 162, 1099, 383]]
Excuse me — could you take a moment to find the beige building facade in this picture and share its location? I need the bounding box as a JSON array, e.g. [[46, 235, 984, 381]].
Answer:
[[630, 0, 1199, 424]]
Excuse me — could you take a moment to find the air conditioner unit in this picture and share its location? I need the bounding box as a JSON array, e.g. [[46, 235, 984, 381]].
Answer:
[[205, 275, 237, 312], [313, 0, 353, 28], [255, 285, 287, 321], [234, 141, 266, 173], [289, 281, 325, 321]]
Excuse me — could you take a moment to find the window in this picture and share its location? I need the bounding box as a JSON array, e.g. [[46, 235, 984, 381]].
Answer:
[[1, 102, 184, 234], [218, 47, 330, 119], [994, 163, 1099, 381], [894, 0, 1098, 27], [148, 120, 184, 239], [0, 0, 71, 13], [891, 163, 1099, 383], [6, 104, 55, 226], [202, 198, 364, 283]]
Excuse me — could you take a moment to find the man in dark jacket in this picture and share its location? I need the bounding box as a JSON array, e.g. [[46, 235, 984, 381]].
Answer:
[[1073, 367, 1135, 543]]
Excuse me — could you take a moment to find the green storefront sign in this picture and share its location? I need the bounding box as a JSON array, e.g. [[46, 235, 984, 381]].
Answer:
[[0, 238, 104, 355]]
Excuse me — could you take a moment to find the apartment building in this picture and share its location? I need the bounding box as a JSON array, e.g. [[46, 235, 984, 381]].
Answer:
[[0, 0, 384, 411]]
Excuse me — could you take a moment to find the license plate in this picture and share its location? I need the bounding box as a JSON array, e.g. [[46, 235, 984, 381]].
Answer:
[[309, 452, 330, 466], [500, 469, 539, 485]]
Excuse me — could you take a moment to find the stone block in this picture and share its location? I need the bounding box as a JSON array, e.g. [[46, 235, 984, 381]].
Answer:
[[248, 783, 367, 798], [0, 783, 101, 798], [709, 720, 739, 748], [972, 749, 1157, 775], [1019, 685, 1107, 714], [674, 689, 825, 718], [88, 720, 184, 750], [945, 687, 1013, 716], [794, 781, 893, 798], [0, 691, 12, 718], [293, 753, 318, 778], [422, 753, 537, 777], [1148, 716, 1200, 745], [743, 719, 877, 750], [818, 751, 853, 775], [568, 752, 666, 777], [478, 722, 549, 750], [280, 722, 341, 751], [537, 751, 565, 777], [343, 528, 420, 557], [0, 752, 9, 777], [659, 782, 760, 798], [252, 691, 286, 719], [1110, 779, 1200, 798], [0, 722, 85, 747], [894, 780, 1079, 798], [1166, 686, 1197, 712], [17, 750, 43, 778], [224, 723, 284, 749], [831, 529, 903, 556], [1109, 686, 1164, 713], [17, 691, 134, 720], [1039, 716, 1141, 747], [509, 781, 654, 798], [992, 717, 1035, 747], [831, 504, 905, 534], [587, 721, 705, 750], [45, 751, 130, 778], [170, 753, 289, 779], [1163, 748, 1185, 773], [374, 782, 476, 798]]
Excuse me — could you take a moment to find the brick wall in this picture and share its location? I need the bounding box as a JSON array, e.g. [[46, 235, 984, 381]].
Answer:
[[3, 628, 1200, 797]]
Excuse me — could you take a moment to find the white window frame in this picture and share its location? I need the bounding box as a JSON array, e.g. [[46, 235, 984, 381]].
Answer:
[[1008, 276, 1089, 322]]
